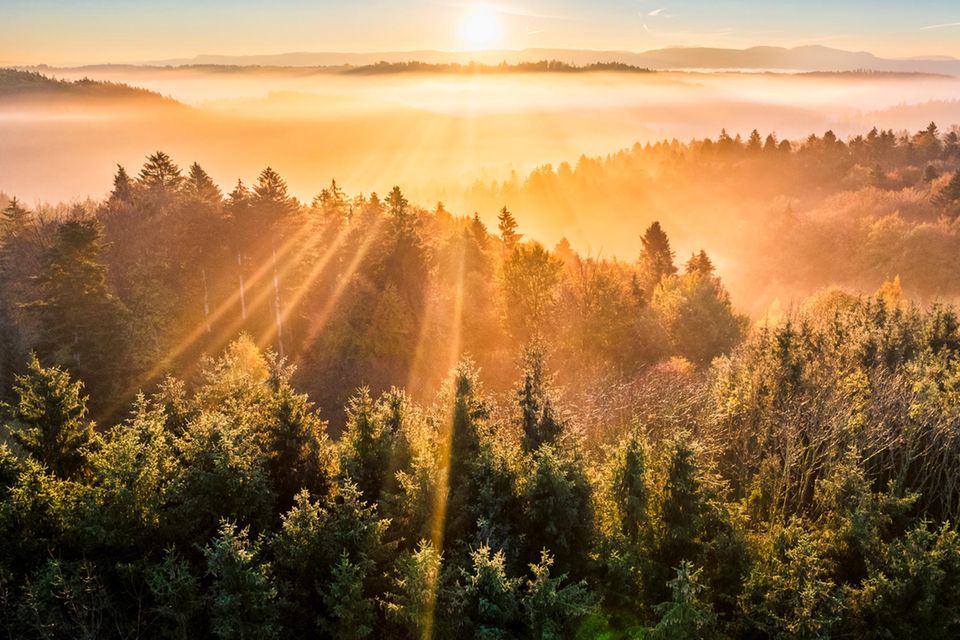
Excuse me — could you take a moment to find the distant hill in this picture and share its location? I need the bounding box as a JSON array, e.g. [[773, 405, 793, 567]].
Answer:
[[0, 68, 179, 104], [144, 45, 960, 75]]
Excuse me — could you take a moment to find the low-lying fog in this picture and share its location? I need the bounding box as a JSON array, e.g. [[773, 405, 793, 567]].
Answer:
[[3, 67, 960, 258]]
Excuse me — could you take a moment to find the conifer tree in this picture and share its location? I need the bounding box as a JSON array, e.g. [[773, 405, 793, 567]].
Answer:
[[638, 221, 677, 295], [498, 206, 521, 251], [108, 165, 134, 205], [137, 151, 183, 196], [252, 167, 298, 219], [0, 197, 30, 238], [185, 162, 222, 204], [339, 387, 397, 502], [26, 219, 130, 402], [457, 545, 520, 637], [935, 170, 960, 209], [2, 354, 95, 478], [266, 364, 337, 512], [763, 133, 779, 153], [685, 250, 715, 278], [517, 346, 563, 453], [383, 541, 447, 640], [204, 522, 279, 640], [523, 445, 594, 577]]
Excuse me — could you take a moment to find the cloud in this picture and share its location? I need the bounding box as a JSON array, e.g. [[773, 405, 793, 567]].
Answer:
[[447, 2, 566, 20], [648, 8, 667, 17], [920, 21, 960, 30], [526, 27, 544, 35]]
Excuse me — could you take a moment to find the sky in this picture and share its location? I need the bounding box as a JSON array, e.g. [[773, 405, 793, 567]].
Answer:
[[4, 0, 960, 65]]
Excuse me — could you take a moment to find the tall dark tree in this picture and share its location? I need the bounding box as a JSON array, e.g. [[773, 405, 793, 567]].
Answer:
[[685, 250, 715, 278], [108, 165, 134, 206], [252, 167, 299, 220], [638, 221, 677, 295], [3, 354, 95, 478], [498, 206, 521, 251], [136, 151, 183, 214], [185, 162, 222, 205], [25, 219, 130, 404], [517, 346, 562, 453]]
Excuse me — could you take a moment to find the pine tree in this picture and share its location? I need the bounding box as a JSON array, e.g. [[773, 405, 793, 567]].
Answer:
[[648, 442, 707, 604], [252, 167, 298, 219], [934, 170, 960, 209], [441, 361, 489, 547], [0, 197, 30, 238], [383, 541, 447, 640], [612, 434, 648, 549], [108, 165, 134, 205], [498, 206, 521, 251], [137, 151, 183, 194], [3, 353, 95, 478], [320, 553, 375, 640], [747, 129, 762, 153], [204, 522, 279, 640], [517, 346, 562, 453], [457, 545, 520, 637], [339, 387, 397, 502], [266, 364, 337, 512], [763, 133, 779, 153], [650, 562, 716, 640], [638, 221, 677, 294], [25, 219, 131, 402], [185, 162, 222, 204], [521, 550, 594, 638], [523, 445, 594, 577], [685, 250, 715, 278], [312, 179, 349, 224], [386, 186, 410, 228]]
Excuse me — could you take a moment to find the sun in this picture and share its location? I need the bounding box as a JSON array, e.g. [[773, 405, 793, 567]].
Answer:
[[458, 5, 502, 51]]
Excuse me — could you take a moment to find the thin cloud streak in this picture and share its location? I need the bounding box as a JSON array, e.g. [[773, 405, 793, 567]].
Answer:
[[920, 22, 960, 31]]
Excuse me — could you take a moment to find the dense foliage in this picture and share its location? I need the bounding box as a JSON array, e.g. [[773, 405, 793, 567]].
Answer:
[[0, 155, 744, 425], [463, 122, 960, 310], [3, 142, 960, 638]]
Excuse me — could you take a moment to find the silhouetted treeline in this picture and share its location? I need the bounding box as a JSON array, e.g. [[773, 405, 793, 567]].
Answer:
[[0, 155, 744, 424], [0, 68, 177, 103], [343, 60, 655, 75], [461, 122, 960, 309]]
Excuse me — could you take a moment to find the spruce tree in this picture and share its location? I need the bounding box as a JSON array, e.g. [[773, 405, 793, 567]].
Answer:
[[3, 354, 95, 478], [638, 221, 677, 295], [26, 219, 131, 403], [185, 162, 222, 204], [138, 151, 183, 196], [498, 206, 521, 251], [252, 167, 298, 219], [935, 170, 960, 209], [517, 346, 563, 453], [685, 250, 715, 278], [108, 165, 134, 205]]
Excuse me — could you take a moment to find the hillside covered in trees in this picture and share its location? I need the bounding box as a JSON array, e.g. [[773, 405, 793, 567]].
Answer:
[[459, 122, 960, 310], [3, 143, 960, 638], [0, 69, 179, 105]]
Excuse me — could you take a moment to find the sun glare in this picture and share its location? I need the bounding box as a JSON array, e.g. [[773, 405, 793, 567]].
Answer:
[[458, 4, 502, 51]]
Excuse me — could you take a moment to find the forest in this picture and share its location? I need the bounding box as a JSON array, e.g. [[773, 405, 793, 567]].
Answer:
[[458, 121, 960, 309], [3, 124, 960, 638]]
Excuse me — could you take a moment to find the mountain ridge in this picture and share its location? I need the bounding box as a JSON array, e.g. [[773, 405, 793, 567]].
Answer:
[[137, 45, 960, 75]]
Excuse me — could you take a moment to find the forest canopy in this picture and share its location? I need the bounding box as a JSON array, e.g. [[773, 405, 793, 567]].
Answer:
[[2, 132, 960, 638]]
